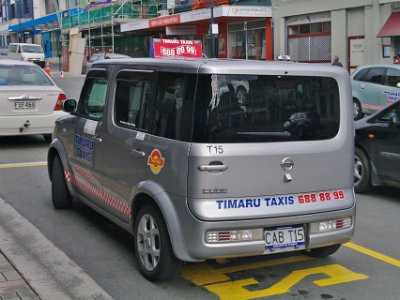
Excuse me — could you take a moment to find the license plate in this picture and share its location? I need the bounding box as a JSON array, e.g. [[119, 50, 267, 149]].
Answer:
[[265, 226, 305, 251], [14, 101, 36, 110]]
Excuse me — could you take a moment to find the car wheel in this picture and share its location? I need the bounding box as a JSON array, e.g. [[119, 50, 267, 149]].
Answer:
[[305, 244, 341, 258], [353, 99, 363, 120], [134, 204, 181, 282], [236, 86, 248, 106], [51, 156, 72, 209], [354, 148, 371, 193], [43, 134, 52, 143]]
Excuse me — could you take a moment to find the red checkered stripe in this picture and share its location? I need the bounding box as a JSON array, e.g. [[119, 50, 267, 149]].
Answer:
[[64, 171, 132, 217], [361, 103, 384, 110]]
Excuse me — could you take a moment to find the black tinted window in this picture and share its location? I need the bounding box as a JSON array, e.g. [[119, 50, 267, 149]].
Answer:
[[363, 67, 385, 84], [193, 75, 340, 143], [114, 70, 154, 129], [142, 72, 196, 141], [353, 68, 368, 81]]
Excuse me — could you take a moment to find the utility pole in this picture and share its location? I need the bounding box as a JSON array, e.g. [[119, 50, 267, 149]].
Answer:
[[210, 0, 217, 58]]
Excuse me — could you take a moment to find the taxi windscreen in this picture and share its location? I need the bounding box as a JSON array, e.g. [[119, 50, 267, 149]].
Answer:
[[192, 74, 340, 143]]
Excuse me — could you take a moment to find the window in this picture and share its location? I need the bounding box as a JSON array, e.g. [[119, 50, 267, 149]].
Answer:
[[363, 67, 385, 85], [114, 70, 154, 129], [385, 68, 400, 88], [377, 102, 400, 122], [193, 74, 340, 143], [142, 72, 196, 141], [353, 68, 369, 81], [288, 21, 331, 62], [78, 70, 108, 120], [0, 65, 53, 86], [228, 21, 266, 60]]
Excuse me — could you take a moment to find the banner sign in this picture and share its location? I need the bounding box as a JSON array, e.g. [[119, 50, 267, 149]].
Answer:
[[151, 39, 203, 59], [166, 25, 197, 36]]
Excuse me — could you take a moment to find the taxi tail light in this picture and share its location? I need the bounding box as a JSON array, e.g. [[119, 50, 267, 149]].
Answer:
[[206, 229, 263, 243], [54, 93, 67, 111], [310, 217, 352, 234]]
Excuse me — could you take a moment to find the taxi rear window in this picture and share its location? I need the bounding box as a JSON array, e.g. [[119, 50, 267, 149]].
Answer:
[[192, 74, 340, 143]]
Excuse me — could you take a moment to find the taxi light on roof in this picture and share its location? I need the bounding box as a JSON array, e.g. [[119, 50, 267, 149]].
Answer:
[[206, 229, 263, 243], [310, 218, 352, 234]]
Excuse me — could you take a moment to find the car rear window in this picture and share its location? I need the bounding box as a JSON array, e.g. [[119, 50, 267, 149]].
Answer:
[[192, 74, 340, 143], [0, 65, 53, 86], [21, 45, 43, 53]]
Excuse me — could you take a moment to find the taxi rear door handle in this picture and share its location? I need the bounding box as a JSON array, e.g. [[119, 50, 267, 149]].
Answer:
[[131, 149, 146, 158], [93, 136, 102, 143], [198, 164, 228, 172]]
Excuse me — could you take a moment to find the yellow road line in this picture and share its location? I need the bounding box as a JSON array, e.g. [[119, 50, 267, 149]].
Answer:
[[0, 161, 47, 169], [344, 242, 400, 268], [182, 255, 314, 286]]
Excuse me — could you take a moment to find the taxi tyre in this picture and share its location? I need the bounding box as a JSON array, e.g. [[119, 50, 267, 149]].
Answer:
[[354, 147, 371, 193], [353, 98, 363, 120], [51, 156, 73, 209], [305, 244, 341, 257], [133, 204, 181, 282]]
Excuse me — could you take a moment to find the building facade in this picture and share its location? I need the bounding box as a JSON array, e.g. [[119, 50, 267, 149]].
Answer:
[[272, 0, 400, 71]]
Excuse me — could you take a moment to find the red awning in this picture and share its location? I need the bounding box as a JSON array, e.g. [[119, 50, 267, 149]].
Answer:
[[377, 12, 400, 37]]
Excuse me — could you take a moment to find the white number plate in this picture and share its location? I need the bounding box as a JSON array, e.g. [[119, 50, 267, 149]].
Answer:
[[265, 226, 305, 251], [14, 101, 36, 110]]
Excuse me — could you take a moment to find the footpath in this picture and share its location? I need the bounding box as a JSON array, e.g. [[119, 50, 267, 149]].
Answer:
[[0, 196, 113, 300]]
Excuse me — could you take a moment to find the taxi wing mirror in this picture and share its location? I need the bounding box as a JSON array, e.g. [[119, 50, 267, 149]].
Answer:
[[62, 99, 77, 113]]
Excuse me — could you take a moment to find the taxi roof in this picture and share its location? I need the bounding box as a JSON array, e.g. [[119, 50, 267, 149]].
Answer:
[[92, 58, 349, 78]]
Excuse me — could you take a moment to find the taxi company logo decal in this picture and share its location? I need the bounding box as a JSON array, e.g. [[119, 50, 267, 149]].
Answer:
[[147, 149, 165, 175]]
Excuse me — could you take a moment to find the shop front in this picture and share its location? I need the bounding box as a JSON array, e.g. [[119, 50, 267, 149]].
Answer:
[[121, 5, 273, 60]]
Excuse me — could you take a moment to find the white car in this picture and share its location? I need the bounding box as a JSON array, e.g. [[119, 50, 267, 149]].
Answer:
[[0, 60, 66, 141]]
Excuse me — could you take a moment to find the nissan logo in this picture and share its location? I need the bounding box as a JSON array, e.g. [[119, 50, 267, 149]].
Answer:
[[281, 157, 294, 171]]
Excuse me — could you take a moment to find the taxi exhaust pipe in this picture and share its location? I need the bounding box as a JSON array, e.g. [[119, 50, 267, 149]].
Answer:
[[19, 120, 30, 133]]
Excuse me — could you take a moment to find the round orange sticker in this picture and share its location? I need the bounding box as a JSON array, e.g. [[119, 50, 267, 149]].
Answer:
[[147, 149, 165, 175]]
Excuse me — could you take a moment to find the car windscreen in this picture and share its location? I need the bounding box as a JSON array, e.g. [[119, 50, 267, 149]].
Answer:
[[192, 74, 340, 143], [21, 45, 43, 53], [0, 65, 53, 86]]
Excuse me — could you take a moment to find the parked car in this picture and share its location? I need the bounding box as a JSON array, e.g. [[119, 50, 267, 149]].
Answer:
[[283, 111, 321, 138], [354, 99, 400, 193], [7, 43, 45, 68], [0, 60, 66, 142], [86, 53, 131, 71], [351, 64, 400, 120], [48, 58, 355, 282]]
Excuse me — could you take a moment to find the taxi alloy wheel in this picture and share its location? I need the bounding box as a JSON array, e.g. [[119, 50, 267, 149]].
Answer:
[[353, 99, 363, 120], [51, 156, 72, 209], [354, 148, 371, 193], [134, 204, 181, 281]]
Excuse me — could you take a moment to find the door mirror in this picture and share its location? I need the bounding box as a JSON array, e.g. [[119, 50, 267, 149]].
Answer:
[[390, 115, 400, 128], [62, 99, 77, 113]]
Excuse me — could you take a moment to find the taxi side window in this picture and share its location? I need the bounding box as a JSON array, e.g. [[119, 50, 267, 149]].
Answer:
[[78, 70, 108, 120], [142, 72, 196, 141], [362, 67, 385, 85], [385, 68, 400, 88], [115, 70, 154, 129]]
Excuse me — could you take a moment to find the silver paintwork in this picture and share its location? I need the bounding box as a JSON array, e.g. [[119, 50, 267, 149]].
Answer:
[[49, 58, 355, 262]]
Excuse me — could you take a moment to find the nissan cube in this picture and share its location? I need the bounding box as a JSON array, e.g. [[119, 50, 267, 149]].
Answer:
[[48, 58, 356, 282]]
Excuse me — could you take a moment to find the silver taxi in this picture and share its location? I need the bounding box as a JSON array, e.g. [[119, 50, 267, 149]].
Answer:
[[48, 58, 356, 282]]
